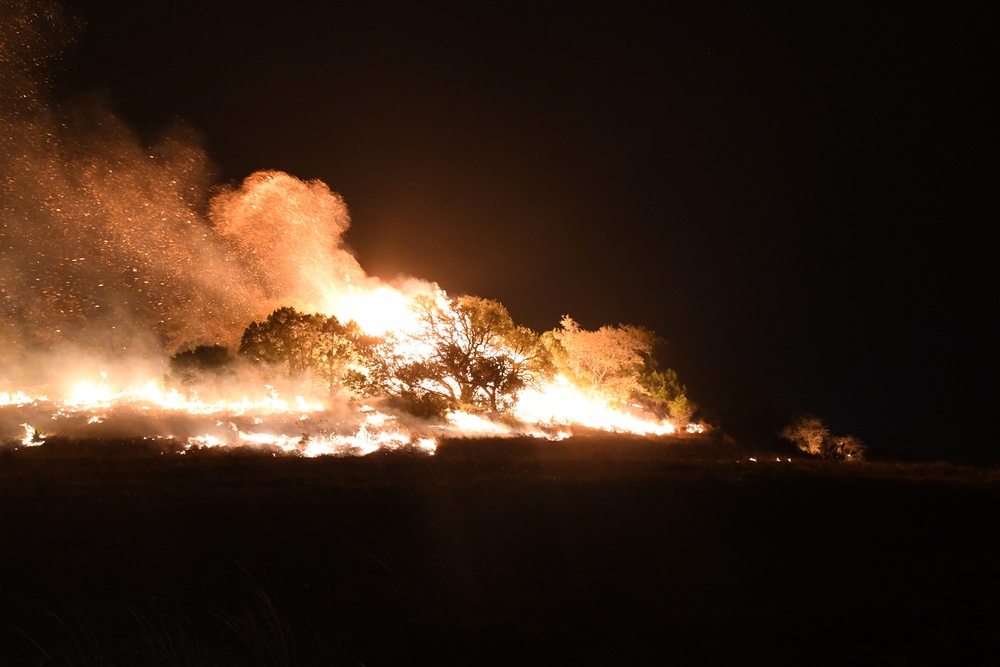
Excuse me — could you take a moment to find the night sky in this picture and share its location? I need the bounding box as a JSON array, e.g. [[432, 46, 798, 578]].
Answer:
[[47, 1, 994, 461]]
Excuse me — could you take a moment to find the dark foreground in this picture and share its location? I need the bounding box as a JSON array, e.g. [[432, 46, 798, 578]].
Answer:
[[1, 437, 998, 665]]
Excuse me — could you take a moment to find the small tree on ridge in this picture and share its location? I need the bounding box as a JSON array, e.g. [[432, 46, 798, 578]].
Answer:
[[781, 415, 868, 460]]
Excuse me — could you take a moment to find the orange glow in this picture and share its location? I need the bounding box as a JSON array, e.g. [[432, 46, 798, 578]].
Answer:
[[515, 376, 675, 436], [1, 289, 701, 454], [327, 285, 422, 335], [64, 375, 324, 416], [0, 168, 700, 456]]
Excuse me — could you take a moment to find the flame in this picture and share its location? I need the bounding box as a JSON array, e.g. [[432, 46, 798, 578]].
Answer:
[[1, 391, 40, 407], [20, 424, 44, 447], [63, 376, 324, 416], [181, 408, 436, 458], [1, 361, 693, 455], [446, 410, 513, 436], [0, 160, 698, 455], [1, 282, 701, 455], [328, 285, 422, 335], [1, 284, 700, 454], [515, 376, 675, 436]]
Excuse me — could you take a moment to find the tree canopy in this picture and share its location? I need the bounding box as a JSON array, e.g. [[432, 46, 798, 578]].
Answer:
[[238, 306, 366, 398], [168, 344, 236, 384], [363, 295, 549, 415], [234, 299, 694, 425], [545, 317, 694, 423], [545, 317, 656, 402]]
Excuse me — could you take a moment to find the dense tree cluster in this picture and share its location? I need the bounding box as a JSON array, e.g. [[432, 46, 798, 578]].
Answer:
[[169, 294, 694, 423]]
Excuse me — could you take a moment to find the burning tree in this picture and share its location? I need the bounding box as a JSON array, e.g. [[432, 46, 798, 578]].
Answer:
[[545, 317, 693, 423], [638, 367, 695, 425], [238, 307, 366, 399], [363, 295, 550, 416]]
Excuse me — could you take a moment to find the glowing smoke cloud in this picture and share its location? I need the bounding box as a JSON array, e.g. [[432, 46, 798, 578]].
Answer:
[[0, 2, 386, 358], [2, 3, 251, 353], [209, 170, 372, 318]]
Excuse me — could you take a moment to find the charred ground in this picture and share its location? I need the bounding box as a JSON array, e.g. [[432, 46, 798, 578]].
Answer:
[[1, 436, 997, 665]]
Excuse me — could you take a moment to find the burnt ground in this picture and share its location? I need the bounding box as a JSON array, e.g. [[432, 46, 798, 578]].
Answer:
[[1, 436, 998, 665]]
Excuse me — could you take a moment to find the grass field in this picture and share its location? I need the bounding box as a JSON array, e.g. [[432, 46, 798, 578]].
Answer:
[[2, 436, 997, 665]]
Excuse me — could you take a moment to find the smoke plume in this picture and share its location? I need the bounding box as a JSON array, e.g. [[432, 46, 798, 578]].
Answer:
[[1, 1, 371, 362]]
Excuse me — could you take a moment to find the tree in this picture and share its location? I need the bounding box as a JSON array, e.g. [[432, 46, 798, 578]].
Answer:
[[545, 317, 656, 402], [545, 317, 695, 423], [638, 367, 695, 425], [238, 307, 365, 399], [781, 415, 868, 461], [309, 316, 368, 399], [364, 294, 549, 416], [834, 434, 869, 461], [781, 415, 831, 456], [168, 344, 236, 384]]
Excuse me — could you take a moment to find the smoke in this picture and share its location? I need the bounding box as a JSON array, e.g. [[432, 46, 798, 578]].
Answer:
[[209, 170, 367, 315], [0, 1, 376, 367]]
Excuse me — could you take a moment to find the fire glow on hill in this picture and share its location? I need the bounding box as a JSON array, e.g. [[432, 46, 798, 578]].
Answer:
[[0, 2, 699, 455]]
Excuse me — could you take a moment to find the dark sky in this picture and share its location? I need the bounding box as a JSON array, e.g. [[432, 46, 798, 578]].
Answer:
[[54, 1, 993, 461]]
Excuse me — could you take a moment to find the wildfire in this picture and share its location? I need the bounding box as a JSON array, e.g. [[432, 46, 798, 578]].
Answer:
[[0, 308, 701, 457], [19, 424, 44, 447], [65, 373, 323, 416], [182, 407, 436, 457], [1, 277, 703, 456], [515, 377, 675, 436], [0, 7, 704, 458], [1, 276, 706, 458], [1, 391, 40, 407], [328, 285, 423, 336]]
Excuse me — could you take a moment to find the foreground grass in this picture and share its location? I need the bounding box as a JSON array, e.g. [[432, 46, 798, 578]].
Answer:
[[1, 436, 998, 665]]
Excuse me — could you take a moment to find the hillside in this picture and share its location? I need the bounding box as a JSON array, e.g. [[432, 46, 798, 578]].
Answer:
[[1, 437, 997, 665]]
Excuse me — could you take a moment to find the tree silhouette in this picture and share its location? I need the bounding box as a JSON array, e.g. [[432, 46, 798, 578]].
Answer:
[[365, 295, 549, 415], [239, 307, 366, 399], [168, 344, 236, 384]]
